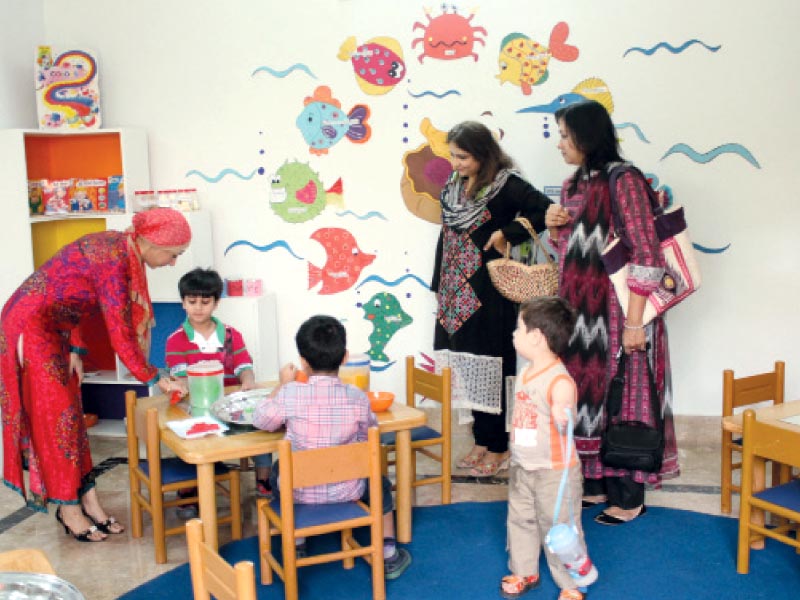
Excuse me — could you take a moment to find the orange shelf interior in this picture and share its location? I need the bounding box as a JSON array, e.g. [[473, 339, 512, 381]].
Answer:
[[25, 133, 123, 371], [24, 132, 122, 180]]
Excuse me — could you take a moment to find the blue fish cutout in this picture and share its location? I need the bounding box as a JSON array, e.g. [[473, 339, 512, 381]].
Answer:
[[296, 85, 371, 155]]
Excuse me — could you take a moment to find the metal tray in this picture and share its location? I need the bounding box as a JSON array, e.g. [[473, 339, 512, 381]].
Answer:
[[0, 572, 86, 599], [209, 388, 272, 427]]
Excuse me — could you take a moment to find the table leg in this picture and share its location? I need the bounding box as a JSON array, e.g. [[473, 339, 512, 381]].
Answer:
[[394, 430, 413, 543], [750, 457, 766, 550], [196, 463, 219, 550]]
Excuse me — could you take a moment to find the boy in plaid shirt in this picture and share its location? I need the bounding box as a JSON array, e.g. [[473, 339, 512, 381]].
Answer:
[[253, 315, 411, 579]]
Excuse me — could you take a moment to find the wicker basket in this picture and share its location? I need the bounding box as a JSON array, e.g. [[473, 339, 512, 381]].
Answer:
[[487, 217, 559, 303]]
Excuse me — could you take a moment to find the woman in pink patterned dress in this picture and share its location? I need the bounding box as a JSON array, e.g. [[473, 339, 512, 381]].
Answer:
[[0, 208, 191, 541], [545, 100, 679, 525]]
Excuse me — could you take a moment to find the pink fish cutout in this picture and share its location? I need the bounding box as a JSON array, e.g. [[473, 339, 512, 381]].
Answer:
[[308, 228, 375, 295]]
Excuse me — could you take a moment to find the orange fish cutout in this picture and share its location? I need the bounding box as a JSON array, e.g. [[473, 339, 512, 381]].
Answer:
[[307, 228, 376, 295]]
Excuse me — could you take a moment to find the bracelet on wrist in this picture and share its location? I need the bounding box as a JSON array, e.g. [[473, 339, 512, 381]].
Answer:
[[623, 321, 645, 330]]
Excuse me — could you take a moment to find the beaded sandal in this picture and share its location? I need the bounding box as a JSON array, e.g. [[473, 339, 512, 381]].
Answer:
[[456, 446, 488, 469], [469, 453, 510, 477]]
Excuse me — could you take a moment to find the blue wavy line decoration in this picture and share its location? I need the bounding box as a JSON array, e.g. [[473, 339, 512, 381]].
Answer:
[[251, 63, 317, 79], [408, 89, 461, 99], [661, 143, 760, 168], [223, 239, 304, 260], [615, 122, 650, 143], [370, 361, 396, 372], [693, 242, 730, 254], [356, 273, 430, 290], [186, 168, 258, 183], [335, 210, 388, 221], [623, 39, 721, 58]]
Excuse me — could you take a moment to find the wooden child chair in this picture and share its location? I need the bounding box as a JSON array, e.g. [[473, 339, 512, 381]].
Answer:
[[721, 360, 785, 514], [186, 518, 256, 600], [381, 356, 452, 504], [256, 428, 385, 600], [736, 409, 800, 573], [126, 390, 242, 563]]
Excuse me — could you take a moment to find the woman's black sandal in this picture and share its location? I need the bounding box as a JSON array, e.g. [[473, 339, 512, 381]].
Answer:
[[55, 507, 105, 542], [82, 507, 125, 534]]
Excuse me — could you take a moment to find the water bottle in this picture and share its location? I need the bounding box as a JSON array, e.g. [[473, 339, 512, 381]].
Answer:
[[545, 523, 598, 588]]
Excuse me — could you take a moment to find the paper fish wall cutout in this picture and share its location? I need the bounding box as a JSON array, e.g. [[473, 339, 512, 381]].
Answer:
[[497, 22, 579, 95], [296, 85, 371, 155], [308, 228, 375, 295], [362, 292, 413, 362], [269, 160, 343, 223], [338, 36, 406, 95]]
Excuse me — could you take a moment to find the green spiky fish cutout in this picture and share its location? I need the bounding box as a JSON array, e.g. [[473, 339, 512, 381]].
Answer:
[[269, 160, 343, 223]]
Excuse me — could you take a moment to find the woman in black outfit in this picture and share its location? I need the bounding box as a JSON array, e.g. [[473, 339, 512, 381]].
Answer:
[[432, 121, 552, 477]]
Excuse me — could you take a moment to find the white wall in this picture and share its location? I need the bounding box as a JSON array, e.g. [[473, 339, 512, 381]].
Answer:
[[2, 0, 799, 414], [0, 0, 42, 128]]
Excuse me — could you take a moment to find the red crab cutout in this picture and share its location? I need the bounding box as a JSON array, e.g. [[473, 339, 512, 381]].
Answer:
[[412, 5, 487, 63]]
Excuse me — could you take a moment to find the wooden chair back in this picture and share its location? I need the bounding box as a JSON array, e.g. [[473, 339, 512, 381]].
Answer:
[[737, 409, 800, 573], [257, 428, 385, 600], [720, 361, 785, 514], [186, 518, 256, 600], [125, 390, 241, 563], [397, 355, 452, 503]]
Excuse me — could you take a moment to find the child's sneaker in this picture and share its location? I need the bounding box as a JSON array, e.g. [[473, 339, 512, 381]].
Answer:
[[176, 487, 199, 519], [384, 547, 411, 580], [558, 589, 584, 600], [176, 503, 199, 520]]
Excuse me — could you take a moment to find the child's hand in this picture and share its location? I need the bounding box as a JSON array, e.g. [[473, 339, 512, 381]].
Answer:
[[279, 363, 298, 384], [239, 370, 256, 391]]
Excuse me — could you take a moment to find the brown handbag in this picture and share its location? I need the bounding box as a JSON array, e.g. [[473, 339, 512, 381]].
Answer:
[[487, 217, 559, 303]]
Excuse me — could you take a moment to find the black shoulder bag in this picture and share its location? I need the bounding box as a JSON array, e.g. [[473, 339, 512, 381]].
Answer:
[[600, 351, 664, 473]]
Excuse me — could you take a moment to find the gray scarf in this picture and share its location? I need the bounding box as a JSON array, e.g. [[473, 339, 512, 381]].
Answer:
[[440, 168, 518, 231]]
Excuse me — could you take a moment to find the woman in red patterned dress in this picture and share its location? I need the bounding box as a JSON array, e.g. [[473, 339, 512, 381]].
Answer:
[[545, 100, 678, 525], [0, 208, 191, 542]]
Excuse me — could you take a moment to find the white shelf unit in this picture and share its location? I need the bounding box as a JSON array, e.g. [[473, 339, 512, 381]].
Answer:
[[0, 127, 149, 307]]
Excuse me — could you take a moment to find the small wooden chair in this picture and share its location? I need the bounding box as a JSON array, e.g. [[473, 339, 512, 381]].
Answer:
[[721, 361, 786, 514], [126, 390, 242, 563], [737, 409, 800, 573], [381, 356, 452, 504], [186, 518, 256, 600], [256, 428, 385, 600], [0, 548, 55, 574]]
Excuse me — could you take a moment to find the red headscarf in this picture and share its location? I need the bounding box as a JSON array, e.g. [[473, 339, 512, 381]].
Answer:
[[132, 207, 192, 247], [126, 208, 192, 357]]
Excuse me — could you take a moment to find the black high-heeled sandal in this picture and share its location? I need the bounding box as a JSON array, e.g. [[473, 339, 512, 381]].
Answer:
[[55, 507, 105, 542], [81, 507, 125, 534]]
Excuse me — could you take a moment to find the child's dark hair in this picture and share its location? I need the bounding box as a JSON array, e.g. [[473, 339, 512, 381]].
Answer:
[[295, 315, 347, 372], [519, 296, 577, 356], [178, 268, 224, 300]]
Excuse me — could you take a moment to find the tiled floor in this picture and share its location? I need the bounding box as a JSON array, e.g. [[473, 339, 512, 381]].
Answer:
[[0, 415, 730, 599]]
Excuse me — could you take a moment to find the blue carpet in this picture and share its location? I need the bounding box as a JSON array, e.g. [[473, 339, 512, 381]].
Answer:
[[120, 502, 800, 599]]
